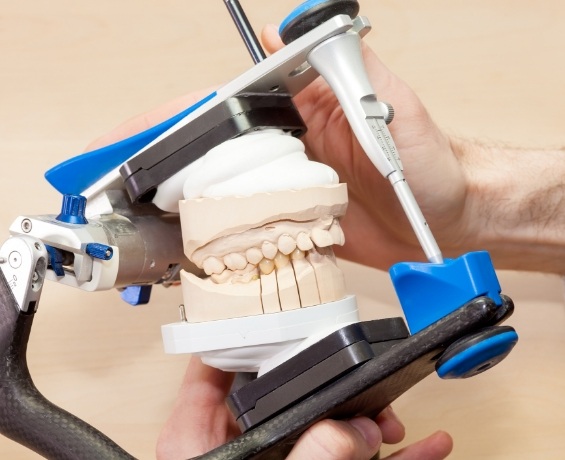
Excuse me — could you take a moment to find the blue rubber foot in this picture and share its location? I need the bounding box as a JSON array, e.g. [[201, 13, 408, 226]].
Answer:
[[436, 326, 518, 379]]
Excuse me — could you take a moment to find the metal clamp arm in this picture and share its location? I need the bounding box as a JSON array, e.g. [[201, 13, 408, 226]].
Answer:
[[0, 236, 135, 459]]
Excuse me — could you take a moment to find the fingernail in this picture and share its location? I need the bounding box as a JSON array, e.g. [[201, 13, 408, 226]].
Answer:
[[347, 417, 382, 449]]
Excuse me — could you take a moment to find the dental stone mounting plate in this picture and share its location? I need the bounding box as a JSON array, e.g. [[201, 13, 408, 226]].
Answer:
[[161, 295, 359, 372]]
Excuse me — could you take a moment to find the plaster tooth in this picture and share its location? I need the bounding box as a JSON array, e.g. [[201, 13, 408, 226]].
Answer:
[[202, 256, 225, 275], [277, 234, 297, 255], [274, 251, 290, 269], [261, 241, 278, 260], [181, 271, 262, 322], [307, 248, 346, 304], [259, 258, 275, 275], [310, 227, 333, 248], [320, 214, 334, 229], [260, 271, 281, 314], [329, 220, 345, 246], [211, 269, 233, 284], [276, 262, 300, 311], [290, 248, 305, 260], [232, 264, 259, 284], [223, 252, 247, 271], [291, 257, 320, 307], [296, 232, 314, 251], [245, 247, 263, 265]]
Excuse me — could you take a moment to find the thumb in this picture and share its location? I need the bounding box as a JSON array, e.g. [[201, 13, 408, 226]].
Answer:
[[287, 417, 382, 460], [261, 23, 285, 55]]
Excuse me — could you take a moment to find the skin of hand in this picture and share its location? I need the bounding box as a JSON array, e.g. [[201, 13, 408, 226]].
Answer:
[[155, 357, 452, 460], [261, 24, 565, 274]]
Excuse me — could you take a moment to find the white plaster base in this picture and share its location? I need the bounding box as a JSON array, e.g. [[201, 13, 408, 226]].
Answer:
[[161, 294, 359, 373]]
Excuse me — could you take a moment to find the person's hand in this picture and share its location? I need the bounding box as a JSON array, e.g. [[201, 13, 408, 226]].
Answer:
[[155, 357, 452, 460], [259, 25, 474, 269]]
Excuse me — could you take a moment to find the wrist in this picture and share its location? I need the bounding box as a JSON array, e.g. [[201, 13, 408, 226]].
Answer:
[[455, 138, 565, 273]]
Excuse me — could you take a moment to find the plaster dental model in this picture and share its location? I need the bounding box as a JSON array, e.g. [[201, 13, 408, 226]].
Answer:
[[165, 128, 361, 375]]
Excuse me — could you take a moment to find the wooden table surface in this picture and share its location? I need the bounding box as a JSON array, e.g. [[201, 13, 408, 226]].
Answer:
[[1, 1, 564, 458]]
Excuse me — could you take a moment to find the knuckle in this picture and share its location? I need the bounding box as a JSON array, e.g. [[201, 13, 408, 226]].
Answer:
[[306, 420, 358, 459]]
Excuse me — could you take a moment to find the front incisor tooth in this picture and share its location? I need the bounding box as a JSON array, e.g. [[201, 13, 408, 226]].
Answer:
[[260, 271, 280, 314], [259, 258, 275, 275], [223, 252, 247, 271], [274, 252, 290, 269], [310, 227, 334, 247], [202, 256, 225, 275], [296, 232, 314, 251], [245, 247, 263, 265], [291, 257, 320, 307], [276, 263, 300, 311], [329, 220, 345, 246], [261, 241, 278, 260], [277, 234, 296, 255]]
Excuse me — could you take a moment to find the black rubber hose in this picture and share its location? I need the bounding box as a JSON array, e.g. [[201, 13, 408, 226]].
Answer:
[[0, 270, 136, 460]]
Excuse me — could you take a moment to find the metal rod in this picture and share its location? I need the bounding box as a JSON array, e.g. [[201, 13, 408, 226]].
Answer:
[[223, 0, 266, 64]]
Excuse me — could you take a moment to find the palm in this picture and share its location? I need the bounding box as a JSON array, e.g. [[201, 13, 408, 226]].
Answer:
[[286, 43, 469, 269]]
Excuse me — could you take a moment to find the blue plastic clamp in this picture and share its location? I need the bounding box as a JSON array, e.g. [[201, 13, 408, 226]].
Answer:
[[389, 251, 502, 334], [45, 245, 65, 277], [120, 285, 152, 306]]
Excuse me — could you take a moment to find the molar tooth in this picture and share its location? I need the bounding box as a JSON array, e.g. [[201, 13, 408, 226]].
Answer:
[[181, 271, 262, 322], [211, 269, 233, 284], [310, 227, 334, 247], [329, 220, 345, 246], [245, 247, 263, 265], [261, 241, 278, 260], [223, 252, 247, 271], [277, 234, 297, 255], [232, 264, 259, 284], [274, 251, 290, 269], [296, 232, 314, 251], [259, 258, 275, 275], [290, 248, 305, 260], [202, 256, 226, 275]]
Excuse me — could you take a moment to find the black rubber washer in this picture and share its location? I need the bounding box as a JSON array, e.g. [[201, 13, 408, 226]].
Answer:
[[280, 0, 360, 45]]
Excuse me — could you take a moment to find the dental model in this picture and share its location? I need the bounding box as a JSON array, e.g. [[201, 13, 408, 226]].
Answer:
[[163, 129, 360, 375]]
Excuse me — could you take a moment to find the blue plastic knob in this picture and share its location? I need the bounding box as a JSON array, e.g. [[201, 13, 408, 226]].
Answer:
[[56, 194, 88, 225]]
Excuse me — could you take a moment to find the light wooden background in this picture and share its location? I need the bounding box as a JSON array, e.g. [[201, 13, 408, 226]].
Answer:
[[1, 1, 564, 458]]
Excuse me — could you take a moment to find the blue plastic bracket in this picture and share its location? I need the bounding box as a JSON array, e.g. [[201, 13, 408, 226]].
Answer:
[[389, 251, 502, 334], [44, 92, 216, 195]]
